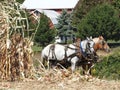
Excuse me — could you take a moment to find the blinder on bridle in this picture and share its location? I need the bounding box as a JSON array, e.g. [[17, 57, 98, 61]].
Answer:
[[84, 39, 95, 60], [99, 39, 107, 50], [86, 40, 94, 53]]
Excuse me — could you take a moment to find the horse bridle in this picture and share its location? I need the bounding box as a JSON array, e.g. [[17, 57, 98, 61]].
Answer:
[[85, 40, 94, 54], [99, 39, 106, 50]]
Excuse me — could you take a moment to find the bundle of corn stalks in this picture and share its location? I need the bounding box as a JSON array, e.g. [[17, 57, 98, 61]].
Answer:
[[0, 0, 35, 81]]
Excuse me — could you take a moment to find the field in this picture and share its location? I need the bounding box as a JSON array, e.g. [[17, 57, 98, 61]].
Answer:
[[1, 1, 120, 89], [0, 78, 120, 90], [0, 46, 120, 90]]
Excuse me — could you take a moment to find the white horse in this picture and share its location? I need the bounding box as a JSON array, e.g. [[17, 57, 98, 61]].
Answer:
[[81, 36, 111, 75], [41, 37, 95, 72]]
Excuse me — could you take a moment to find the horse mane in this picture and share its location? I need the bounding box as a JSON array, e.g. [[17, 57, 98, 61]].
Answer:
[[93, 36, 104, 43], [92, 38, 99, 43]]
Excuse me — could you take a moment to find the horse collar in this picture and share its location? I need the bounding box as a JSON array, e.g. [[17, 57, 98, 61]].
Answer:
[[80, 42, 86, 57]]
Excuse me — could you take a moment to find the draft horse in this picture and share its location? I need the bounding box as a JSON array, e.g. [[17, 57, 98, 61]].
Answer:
[[82, 36, 111, 75], [41, 37, 95, 72], [93, 36, 110, 52]]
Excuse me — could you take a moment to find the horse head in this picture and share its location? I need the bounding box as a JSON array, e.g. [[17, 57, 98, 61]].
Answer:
[[80, 37, 95, 57], [93, 36, 110, 52], [86, 36, 95, 55]]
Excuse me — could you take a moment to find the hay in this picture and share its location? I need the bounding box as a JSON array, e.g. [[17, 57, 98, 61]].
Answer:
[[0, 0, 34, 81]]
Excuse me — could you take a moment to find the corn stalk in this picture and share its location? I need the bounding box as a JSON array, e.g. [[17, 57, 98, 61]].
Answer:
[[0, 0, 34, 81]]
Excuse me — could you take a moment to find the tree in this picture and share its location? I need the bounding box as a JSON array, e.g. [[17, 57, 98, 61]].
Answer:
[[34, 14, 56, 46], [56, 10, 76, 43], [72, 0, 114, 27], [16, 0, 25, 4], [112, 0, 120, 10], [77, 4, 120, 41]]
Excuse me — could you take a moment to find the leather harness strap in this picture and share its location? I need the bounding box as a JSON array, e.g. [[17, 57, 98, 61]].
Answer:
[[49, 44, 56, 60], [49, 43, 93, 64]]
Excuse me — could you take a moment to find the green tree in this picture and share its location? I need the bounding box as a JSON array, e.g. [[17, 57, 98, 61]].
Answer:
[[56, 10, 76, 43], [73, 0, 104, 25], [77, 4, 120, 40], [72, 0, 114, 27], [16, 0, 25, 4], [112, 0, 120, 10], [34, 14, 56, 47]]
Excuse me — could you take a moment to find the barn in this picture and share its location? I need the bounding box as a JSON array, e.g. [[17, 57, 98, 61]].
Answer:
[[20, 0, 79, 25]]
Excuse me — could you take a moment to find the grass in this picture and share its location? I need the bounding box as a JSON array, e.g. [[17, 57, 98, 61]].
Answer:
[[32, 45, 43, 52], [107, 40, 120, 43]]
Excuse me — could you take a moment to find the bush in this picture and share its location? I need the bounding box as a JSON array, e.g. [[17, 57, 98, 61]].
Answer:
[[77, 3, 120, 40], [92, 48, 120, 80]]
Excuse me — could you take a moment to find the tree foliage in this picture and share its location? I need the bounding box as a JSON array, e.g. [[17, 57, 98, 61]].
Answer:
[[16, 0, 25, 4], [93, 48, 120, 80], [112, 0, 120, 10], [34, 14, 56, 46], [56, 10, 76, 43], [77, 4, 120, 40], [72, 0, 112, 26]]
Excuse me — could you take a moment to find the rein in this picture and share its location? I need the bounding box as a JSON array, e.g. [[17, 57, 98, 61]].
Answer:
[[65, 42, 95, 61], [62, 44, 79, 61], [65, 43, 93, 61]]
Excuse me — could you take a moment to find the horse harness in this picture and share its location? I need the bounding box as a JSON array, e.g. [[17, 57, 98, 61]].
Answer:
[[48, 44, 78, 64], [49, 44, 56, 60], [48, 42, 96, 65]]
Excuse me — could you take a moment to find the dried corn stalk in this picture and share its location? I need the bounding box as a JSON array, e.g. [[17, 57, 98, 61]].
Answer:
[[0, 0, 34, 81]]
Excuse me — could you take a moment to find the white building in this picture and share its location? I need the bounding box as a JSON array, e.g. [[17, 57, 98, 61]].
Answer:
[[20, 0, 79, 25]]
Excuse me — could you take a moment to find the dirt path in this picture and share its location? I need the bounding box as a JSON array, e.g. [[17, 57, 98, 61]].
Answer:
[[0, 50, 118, 90], [0, 78, 120, 90]]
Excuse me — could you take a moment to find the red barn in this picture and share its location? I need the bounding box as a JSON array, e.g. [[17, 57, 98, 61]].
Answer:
[[21, 0, 79, 26]]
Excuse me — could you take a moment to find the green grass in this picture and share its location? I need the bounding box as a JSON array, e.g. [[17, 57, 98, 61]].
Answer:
[[111, 46, 120, 53], [32, 45, 42, 52], [107, 40, 120, 43]]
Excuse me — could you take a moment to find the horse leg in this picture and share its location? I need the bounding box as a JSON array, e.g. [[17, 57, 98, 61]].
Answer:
[[71, 63, 76, 73], [42, 57, 51, 69], [82, 64, 88, 75], [87, 63, 94, 75], [50, 60, 58, 69], [82, 65, 85, 75], [86, 64, 91, 75], [47, 59, 51, 70], [82, 62, 93, 75], [70, 58, 78, 73], [42, 58, 48, 69]]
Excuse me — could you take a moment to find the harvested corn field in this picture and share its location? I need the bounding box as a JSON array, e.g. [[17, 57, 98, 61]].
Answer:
[[0, 0, 34, 81], [0, 0, 120, 90], [0, 68, 120, 90]]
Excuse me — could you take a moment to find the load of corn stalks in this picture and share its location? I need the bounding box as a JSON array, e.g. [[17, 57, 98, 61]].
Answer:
[[0, 0, 35, 81]]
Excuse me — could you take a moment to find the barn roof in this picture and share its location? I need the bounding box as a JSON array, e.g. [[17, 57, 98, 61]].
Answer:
[[20, 0, 79, 9], [36, 9, 60, 24]]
